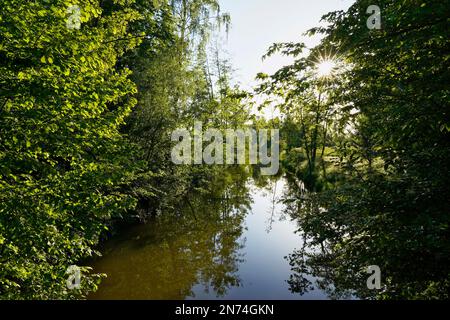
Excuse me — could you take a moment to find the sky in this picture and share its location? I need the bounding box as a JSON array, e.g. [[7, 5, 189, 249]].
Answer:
[[219, 0, 355, 91]]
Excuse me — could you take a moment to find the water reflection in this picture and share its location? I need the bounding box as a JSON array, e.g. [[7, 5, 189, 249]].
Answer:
[[90, 169, 448, 300], [281, 176, 364, 299], [89, 169, 330, 300], [89, 169, 251, 299], [281, 175, 449, 300]]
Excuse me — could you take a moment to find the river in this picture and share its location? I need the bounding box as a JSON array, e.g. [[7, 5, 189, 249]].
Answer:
[[88, 177, 331, 300]]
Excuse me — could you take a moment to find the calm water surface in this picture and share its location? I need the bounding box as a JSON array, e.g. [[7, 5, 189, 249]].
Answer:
[[89, 179, 328, 300]]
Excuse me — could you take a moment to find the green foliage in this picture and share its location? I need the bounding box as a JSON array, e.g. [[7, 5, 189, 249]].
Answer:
[[0, 0, 143, 299], [0, 0, 240, 299], [121, 0, 250, 216], [272, 0, 450, 299]]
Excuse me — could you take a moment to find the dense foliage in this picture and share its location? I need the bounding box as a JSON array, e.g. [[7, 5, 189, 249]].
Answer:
[[0, 0, 246, 299], [259, 0, 449, 299], [1, 0, 448, 300], [0, 0, 145, 299]]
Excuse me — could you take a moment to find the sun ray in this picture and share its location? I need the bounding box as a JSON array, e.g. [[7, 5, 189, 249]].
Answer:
[[316, 59, 336, 77]]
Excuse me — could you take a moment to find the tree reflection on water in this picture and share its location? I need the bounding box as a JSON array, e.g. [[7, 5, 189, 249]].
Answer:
[[282, 176, 449, 300], [89, 168, 253, 299]]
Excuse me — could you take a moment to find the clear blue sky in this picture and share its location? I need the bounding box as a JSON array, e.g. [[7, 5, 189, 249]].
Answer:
[[219, 0, 355, 91]]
